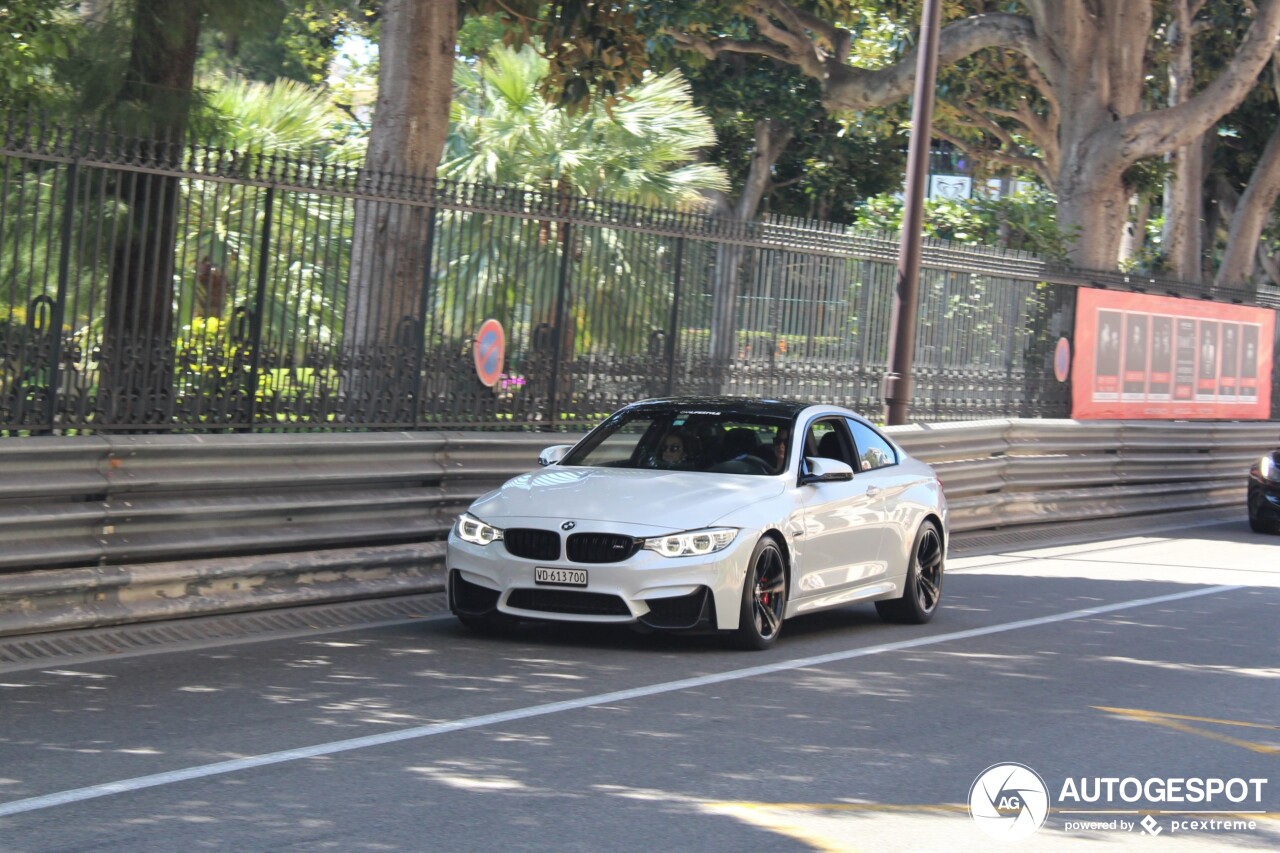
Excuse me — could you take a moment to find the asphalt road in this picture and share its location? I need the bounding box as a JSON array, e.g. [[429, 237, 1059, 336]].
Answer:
[[1, 519, 1277, 852]]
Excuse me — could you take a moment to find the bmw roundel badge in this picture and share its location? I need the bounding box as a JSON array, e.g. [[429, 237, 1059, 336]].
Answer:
[[561, 521, 576, 531]]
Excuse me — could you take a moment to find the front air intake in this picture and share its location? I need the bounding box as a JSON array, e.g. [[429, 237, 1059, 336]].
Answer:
[[502, 528, 560, 561], [566, 533, 642, 563]]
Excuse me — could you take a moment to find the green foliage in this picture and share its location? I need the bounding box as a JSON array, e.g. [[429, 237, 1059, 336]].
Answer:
[[677, 50, 903, 213], [1121, 157, 1171, 198], [443, 43, 728, 207], [0, 0, 84, 114], [1, 0, 370, 129], [472, 0, 651, 112], [458, 12, 521, 58], [173, 315, 336, 411], [202, 74, 355, 159], [855, 186, 1072, 261], [194, 0, 368, 86], [0, 159, 114, 327]]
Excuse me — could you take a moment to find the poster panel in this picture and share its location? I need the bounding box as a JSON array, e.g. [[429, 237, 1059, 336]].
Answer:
[[1149, 315, 1172, 400], [1072, 289, 1275, 419]]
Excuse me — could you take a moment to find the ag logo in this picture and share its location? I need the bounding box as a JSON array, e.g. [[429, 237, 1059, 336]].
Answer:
[[969, 763, 1051, 841]]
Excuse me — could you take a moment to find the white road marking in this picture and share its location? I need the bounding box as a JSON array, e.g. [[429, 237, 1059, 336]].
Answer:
[[0, 584, 1243, 819]]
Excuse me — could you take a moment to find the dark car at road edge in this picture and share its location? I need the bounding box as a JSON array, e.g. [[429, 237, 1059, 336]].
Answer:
[[1248, 449, 1280, 534]]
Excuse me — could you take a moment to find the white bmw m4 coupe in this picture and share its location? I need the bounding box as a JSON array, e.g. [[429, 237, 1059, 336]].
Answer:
[[447, 397, 947, 649]]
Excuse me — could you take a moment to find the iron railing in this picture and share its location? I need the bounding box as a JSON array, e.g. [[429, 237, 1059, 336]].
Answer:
[[1, 118, 1276, 434]]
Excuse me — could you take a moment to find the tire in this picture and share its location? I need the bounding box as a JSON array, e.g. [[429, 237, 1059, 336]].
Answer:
[[876, 520, 944, 624], [1249, 511, 1280, 535], [731, 536, 787, 650]]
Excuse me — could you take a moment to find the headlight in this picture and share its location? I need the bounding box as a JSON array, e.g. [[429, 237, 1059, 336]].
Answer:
[[643, 528, 737, 557], [1260, 454, 1280, 484], [456, 513, 503, 545]]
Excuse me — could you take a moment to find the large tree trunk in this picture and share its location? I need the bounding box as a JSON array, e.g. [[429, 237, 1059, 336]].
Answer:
[[708, 119, 794, 368], [344, 0, 457, 418], [1161, 136, 1208, 278], [1215, 121, 1280, 292], [1216, 52, 1280, 292], [1057, 168, 1133, 270], [1037, 0, 1280, 269], [1161, 2, 1208, 280], [100, 0, 202, 427], [1040, 2, 1151, 269]]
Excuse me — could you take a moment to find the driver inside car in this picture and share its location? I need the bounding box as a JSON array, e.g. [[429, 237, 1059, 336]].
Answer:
[[653, 431, 697, 469]]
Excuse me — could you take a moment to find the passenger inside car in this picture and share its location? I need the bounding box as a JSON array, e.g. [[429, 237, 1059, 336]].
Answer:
[[770, 428, 790, 473], [718, 427, 760, 463]]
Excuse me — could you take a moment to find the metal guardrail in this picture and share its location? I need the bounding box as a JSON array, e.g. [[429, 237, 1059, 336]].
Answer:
[[0, 432, 538, 573], [890, 420, 1278, 532], [0, 420, 1275, 637]]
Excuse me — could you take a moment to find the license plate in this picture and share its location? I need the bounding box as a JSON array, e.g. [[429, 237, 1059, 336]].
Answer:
[[535, 567, 588, 587]]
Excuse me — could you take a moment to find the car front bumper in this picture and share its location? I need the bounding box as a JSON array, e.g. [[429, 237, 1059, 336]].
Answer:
[[446, 527, 757, 631], [1248, 477, 1280, 523]]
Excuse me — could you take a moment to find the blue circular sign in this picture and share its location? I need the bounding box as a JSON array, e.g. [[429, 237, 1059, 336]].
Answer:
[[1054, 337, 1071, 382]]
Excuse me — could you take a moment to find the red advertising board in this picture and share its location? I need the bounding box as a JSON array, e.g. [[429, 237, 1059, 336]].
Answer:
[[1072, 289, 1275, 419]]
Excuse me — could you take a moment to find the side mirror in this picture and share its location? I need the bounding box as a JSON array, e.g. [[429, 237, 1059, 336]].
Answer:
[[801, 457, 854, 485], [538, 445, 572, 466]]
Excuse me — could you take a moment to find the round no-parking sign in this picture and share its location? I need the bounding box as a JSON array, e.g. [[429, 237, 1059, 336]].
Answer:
[[1054, 337, 1071, 382], [473, 319, 505, 388]]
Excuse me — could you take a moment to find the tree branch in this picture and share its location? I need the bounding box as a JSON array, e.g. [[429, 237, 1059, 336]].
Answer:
[[666, 30, 796, 66], [932, 126, 1052, 185], [768, 174, 807, 191], [667, 8, 1042, 113], [980, 100, 1055, 168], [821, 14, 1043, 111], [735, 1, 829, 77], [1023, 58, 1060, 119], [947, 102, 1055, 185], [1118, 0, 1280, 162]]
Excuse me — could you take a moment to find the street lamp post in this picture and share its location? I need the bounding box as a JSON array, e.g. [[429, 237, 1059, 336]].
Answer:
[[883, 0, 944, 426]]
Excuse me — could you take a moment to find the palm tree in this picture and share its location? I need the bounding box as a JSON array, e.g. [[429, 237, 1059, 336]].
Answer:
[[430, 44, 728, 395], [442, 45, 727, 207]]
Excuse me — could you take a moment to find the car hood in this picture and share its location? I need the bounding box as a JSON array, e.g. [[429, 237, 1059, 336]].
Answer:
[[468, 466, 786, 534]]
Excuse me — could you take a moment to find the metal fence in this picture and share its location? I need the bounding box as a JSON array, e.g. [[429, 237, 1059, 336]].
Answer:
[[1, 118, 1276, 434]]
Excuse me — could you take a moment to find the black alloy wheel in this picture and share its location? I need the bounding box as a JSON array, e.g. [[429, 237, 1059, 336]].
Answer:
[[733, 536, 787, 650], [1248, 509, 1280, 535], [876, 520, 944, 624]]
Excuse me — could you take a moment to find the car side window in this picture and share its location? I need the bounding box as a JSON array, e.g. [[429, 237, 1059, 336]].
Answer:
[[846, 418, 898, 471], [566, 415, 659, 467], [804, 418, 853, 467]]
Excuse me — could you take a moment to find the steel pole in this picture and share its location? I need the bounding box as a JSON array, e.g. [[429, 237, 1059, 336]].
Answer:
[[883, 0, 944, 425]]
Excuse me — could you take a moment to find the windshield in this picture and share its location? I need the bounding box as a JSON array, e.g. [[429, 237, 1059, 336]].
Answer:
[[561, 408, 794, 476]]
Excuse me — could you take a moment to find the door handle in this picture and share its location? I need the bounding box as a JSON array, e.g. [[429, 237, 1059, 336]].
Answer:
[[866, 486, 881, 497]]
